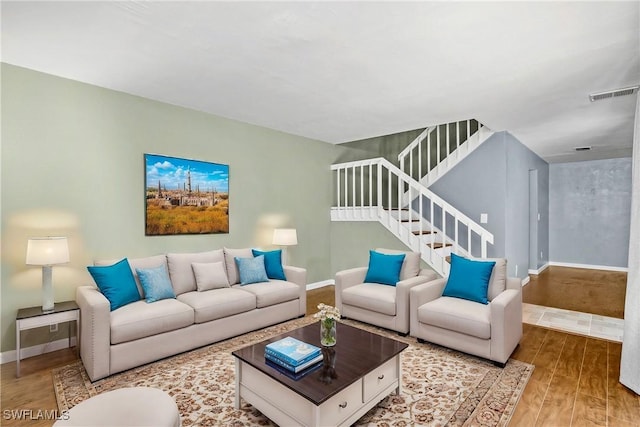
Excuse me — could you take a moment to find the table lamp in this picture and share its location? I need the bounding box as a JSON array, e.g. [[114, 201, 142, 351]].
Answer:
[[26, 237, 69, 312], [272, 228, 297, 265]]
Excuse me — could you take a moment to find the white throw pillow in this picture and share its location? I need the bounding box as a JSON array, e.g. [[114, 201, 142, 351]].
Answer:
[[192, 261, 230, 291]]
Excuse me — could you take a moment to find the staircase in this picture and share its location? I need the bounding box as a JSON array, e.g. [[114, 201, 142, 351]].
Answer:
[[398, 119, 494, 187], [331, 119, 494, 277]]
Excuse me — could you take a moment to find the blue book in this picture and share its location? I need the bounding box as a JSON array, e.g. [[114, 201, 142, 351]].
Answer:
[[265, 337, 321, 367], [265, 358, 323, 380], [265, 352, 323, 373]]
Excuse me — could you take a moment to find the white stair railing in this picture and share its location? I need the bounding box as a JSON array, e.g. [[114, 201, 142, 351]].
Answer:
[[398, 119, 492, 187], [331, 157, 494, 276]]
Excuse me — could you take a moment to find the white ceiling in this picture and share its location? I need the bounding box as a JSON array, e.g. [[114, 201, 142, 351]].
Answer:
[[2, 1, 639, 162]]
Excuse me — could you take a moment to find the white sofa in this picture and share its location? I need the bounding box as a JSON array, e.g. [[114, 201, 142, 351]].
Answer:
[[77, 248, 306, 381]]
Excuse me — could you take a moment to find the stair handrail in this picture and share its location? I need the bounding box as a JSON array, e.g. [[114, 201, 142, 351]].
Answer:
[[331, 157, 494, 258], [398, 119, 483, 183]]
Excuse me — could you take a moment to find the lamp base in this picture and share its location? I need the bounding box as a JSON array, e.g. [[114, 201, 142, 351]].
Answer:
[[42, 266, 55, 313]]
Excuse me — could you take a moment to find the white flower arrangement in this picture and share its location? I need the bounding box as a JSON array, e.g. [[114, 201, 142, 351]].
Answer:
[[313, 303, 341, 322]]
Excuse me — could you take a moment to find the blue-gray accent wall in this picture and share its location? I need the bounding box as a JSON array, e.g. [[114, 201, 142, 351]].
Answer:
[[549, 158, 631, 268], [429, 131, 549, 279]]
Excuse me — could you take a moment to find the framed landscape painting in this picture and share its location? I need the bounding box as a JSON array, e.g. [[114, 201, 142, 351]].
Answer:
[[144, 153, 229, 235]]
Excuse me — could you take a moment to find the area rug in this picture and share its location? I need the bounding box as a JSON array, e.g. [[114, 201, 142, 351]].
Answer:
[[53, 317, 533, 426]]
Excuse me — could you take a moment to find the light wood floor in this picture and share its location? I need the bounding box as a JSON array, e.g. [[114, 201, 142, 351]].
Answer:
[[2, 268, 637, 426]]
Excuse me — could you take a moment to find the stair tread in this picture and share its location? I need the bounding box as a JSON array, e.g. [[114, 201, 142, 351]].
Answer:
[[401, 219, 421, 223], [426, 242, 453, 249], [412, 230, 434, 235]]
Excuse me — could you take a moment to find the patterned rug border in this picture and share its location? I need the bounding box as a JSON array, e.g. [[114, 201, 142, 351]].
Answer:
[[53, 317, 534, 426]]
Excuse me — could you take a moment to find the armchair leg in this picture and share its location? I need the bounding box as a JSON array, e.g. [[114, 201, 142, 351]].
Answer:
[[397, 332, 408, 337], [493, 360, 506, 369], [417, 338, 426, 344]]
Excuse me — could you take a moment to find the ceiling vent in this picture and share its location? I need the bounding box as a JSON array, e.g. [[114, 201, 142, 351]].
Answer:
[[589, 86, 639, 102], [575, 146, 592, 152]]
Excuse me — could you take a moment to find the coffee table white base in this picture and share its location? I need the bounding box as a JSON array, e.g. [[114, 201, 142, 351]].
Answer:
[[235, 355, 402, 427]]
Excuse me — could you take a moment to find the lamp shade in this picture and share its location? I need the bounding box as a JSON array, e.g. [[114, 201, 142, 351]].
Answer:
[[272, 228, 298, 246], [26, 237, 70, 266]]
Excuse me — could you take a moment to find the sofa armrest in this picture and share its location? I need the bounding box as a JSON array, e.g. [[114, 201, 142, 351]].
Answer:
[[490, 287, 523, 363], [283, 265, 306, 287], [418, 269, 439, 280], [395, 274, 438, 333], [410, 278, 446, 307], [334, 267, 367, 312], [506, 276, 522, 291], [409, 278, 446, 333], [76, 285, 111, 381], [283, 266, 307, 316]]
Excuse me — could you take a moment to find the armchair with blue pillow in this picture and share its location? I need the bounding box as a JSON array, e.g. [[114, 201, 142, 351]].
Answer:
[[409, 254, 522, 366], [334, 248, 438, 335]]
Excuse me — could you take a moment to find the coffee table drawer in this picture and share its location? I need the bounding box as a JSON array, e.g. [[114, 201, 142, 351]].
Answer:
[[318, 380, 362, 427], [363, 357, 398, 402]]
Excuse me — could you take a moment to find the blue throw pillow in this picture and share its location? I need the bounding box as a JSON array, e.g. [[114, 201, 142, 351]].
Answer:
[[235, 255, 270, 285], [136, 264, 176, 303], [442, 253, 496, 304], [87, 258, 140, 311], [252, 249, 286, 280], [364, 250, 406, 286]]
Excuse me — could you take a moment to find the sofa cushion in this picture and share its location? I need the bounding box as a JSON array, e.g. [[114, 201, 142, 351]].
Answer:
[[136, 264, 176, 303], [223, 247, 253, 285], [191, 261, 230, 291], [177, 288, 256, 323], [252, 249, 286, 280], [231, 280, 300, 308], [235, 255, 270, 285], [417, 296, 491, 339], [167, 250, 225, 295], [443, 254, 495, 304], [375, 248, 420, 280], [341, 283, 397, 316], [110, 299, 194, 344], [364, 250, 405, 286], [95, 255, 167, 298], [88, 258, 141, 311]]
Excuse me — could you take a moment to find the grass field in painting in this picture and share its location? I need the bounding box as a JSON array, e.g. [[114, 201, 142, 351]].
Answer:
[[145, 199, 229, 235]]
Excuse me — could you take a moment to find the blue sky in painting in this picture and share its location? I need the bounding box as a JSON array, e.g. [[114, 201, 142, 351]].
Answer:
[[145, 154, 229, 193]]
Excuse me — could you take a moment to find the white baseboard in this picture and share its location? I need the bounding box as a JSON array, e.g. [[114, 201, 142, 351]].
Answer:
[[548, 261, 628, 273], [521, 276, 530, 286], [306, 280, 334, 291], [0, 337, 77, 364], [528, 263, 550, 275]]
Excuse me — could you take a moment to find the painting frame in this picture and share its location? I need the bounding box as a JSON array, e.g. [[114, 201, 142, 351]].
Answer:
[[144, 153, 229, 236]]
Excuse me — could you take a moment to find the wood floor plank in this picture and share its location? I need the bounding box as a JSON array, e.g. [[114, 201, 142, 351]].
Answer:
[[511, 324, 548, 364], [579, 338, 608, 400], [509, 377, 547, 426], [535, 373, 579, 426], [529, 329, 567, 385], [555, 334, 586, 379], [572, 392, 607, 426]]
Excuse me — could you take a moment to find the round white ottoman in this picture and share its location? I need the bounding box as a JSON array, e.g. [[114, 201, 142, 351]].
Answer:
[[54, 387, 181, 427]]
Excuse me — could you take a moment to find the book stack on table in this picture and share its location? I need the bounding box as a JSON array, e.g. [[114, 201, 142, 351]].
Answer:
[[265, 337, 323, 377]]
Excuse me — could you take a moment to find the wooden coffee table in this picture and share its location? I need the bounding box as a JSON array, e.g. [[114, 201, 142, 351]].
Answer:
[[232, 321, 408, 427]]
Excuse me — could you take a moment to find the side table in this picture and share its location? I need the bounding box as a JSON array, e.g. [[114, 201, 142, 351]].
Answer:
[[16, 301, 80, 377]]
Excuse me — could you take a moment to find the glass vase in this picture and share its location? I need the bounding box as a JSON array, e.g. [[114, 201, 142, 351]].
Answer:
[[320, 318, 337, 347]]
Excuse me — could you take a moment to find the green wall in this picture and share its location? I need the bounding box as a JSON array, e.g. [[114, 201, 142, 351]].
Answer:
[[0, 64, 346, 353]]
